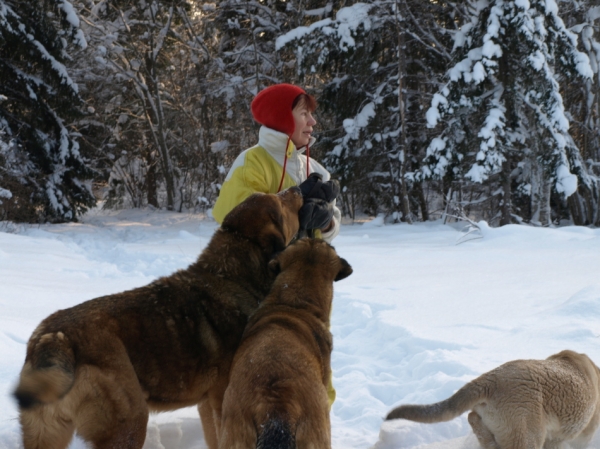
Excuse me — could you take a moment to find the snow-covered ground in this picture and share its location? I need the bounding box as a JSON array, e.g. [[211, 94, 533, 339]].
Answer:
[[1, 207, 600, 449]]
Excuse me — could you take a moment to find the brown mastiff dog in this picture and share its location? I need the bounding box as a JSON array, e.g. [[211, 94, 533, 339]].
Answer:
[[218, 238, 353, 449], [13, 187, 303, 449]]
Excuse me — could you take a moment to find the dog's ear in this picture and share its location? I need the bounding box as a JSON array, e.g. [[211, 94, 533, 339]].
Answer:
[[268, 257, 281, 276], [261, 205, 289, 256], [334, 257, 353, 282]]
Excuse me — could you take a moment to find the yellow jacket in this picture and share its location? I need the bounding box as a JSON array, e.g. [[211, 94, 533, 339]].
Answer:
[[212, 126, 341, 242]]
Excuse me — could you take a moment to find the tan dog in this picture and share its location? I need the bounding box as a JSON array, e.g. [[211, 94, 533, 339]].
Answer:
[[218, 238, 353, 449], [13, 187, 304, 449], [386, 350, 600, 449]]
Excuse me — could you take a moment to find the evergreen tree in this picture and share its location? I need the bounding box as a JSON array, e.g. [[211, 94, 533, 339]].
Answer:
[[423, 0, 594, 225], [277, 0, 462, 221], [559, 0, 600, 225], [0, 0, 94, 222], [201, 0, 289, 166]]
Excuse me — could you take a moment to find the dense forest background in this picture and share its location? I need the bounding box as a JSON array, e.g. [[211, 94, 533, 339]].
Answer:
[[1, 0, 599, 227]]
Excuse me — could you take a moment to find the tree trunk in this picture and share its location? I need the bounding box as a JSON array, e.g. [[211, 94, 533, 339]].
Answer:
[[144, 8, 176, 211], [570, 182, 600, 226], [396, 0, 412, 223], [144, 149, 159, 208], [415, 181, 429, 221], [499, 159, 512, 226], [538, 179, 552, 226], [530, 159, 552, 226], [567, 191, 585, 225]]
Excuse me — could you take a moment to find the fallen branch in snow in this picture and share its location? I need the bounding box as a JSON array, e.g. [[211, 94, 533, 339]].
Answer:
[[455, 221, 483, 245], [442, 189, 483, 244]]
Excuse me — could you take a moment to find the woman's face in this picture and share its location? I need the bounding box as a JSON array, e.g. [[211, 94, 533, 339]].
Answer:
[[291, 101, 317, 148]]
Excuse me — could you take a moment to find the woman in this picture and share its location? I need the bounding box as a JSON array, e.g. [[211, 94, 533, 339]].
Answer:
[[212, 83, 341, 242]]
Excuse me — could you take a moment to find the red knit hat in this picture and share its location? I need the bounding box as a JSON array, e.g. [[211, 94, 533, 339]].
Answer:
[[251, 84, 306, 136]]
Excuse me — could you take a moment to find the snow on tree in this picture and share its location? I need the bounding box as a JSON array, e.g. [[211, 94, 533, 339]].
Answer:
[[78, 0, 192, 211], [75, 0, 292, 212], [276, 2, 382, 218], [557, 0, 600, 225], [422, 0, 594, 225], [276, 0, 462, 222], [0, 0, 94, 222]]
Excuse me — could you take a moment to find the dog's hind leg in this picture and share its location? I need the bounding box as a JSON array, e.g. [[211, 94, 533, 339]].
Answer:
[[469, 411, 500, 449], [570, 409, 600, 449], [199, 400, 219, 449], [470, 409, 547, 449], [491, 416, 545, 449], [20, 403, 75, 449], [296, 417, 331, 449], [201, 377, 229, 449], [71, 346, 149, 449], [218, 412, 257, 449], [74, 364, 149, 448]]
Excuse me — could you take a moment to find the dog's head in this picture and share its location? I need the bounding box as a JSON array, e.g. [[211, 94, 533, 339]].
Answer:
[[221, 186, 303, 256], [268, 238, 353, 283]]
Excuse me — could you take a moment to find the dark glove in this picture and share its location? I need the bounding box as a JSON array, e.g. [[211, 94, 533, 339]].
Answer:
[[298, 173, 340, 203], [298, 198, 335, 231]]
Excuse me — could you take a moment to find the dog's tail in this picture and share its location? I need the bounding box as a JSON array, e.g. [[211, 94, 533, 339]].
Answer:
[[256, 417, 296, 449], [13, 331, 75, 410], [386, 379, 486, 423]]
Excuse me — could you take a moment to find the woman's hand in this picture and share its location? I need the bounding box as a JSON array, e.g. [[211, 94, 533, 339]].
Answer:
[[298, 198, 334, 231], [298, 173, 340, 203]]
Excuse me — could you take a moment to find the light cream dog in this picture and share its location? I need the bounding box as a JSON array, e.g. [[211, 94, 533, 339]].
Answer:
[[386, 350, 600, 449]]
